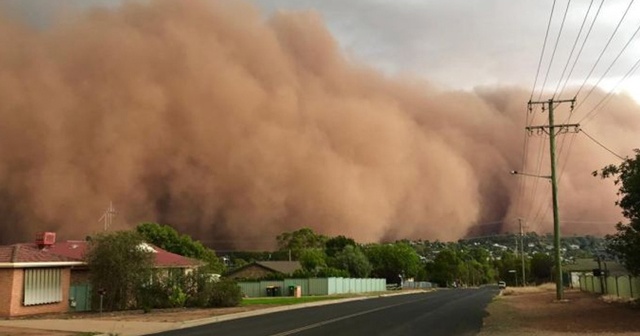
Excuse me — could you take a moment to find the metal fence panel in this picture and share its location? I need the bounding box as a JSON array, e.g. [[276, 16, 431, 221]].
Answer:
[[606, 277, 617, 295], [579, 274, 639, 299], [632, 277, 640, 299], [309, 278, 329, 295], [238, 277, 387, 297], [616, 276, 632, 298]]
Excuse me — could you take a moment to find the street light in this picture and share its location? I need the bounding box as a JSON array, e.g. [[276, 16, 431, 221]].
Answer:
[[510, 170, 551, 179], [510, 169, 564, 300]]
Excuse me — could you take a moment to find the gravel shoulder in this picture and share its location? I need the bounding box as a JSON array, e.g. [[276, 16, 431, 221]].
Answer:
[[479, 284, 640, 336]]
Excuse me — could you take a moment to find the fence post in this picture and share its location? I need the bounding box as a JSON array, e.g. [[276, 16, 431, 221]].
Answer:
[[630, 276, 634, 299], [615, 276, 620, 297]]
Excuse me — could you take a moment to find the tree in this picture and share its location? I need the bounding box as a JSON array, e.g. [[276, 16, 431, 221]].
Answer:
[[276, 228, 327, 259], [365, 243, 421, 284], [85, 231, 154, 311], [596, 149, 640, 275], [325, 235, 356, 257], [330, 245, 372, 278], [495, 251, 521, 286], [136, 222, 224, 273], [529, 253, 553, 284], [426, 248, 461, 287], [299, 248, 327, 271]]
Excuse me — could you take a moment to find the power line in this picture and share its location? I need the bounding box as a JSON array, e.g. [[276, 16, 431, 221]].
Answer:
[[580, 128, 625, 160], [574, 17, 640, 112], [536, 0, 572, 102], [561, 220, 620, 224], [553, 0, 596, 98], [525, 133, 549, 223], [573, 0, 636, 99], [578, 54, 640, 125], [557, 0, 605, 98], [550, 1, 635, 199], [515, 100, 537, 217], [536, 131, 579, 231], [519, 0, 560, 219], [530, 0, 558, 101]]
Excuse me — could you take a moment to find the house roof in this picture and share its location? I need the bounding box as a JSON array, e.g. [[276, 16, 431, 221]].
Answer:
[[43, 241, 202, 268], [0, 240, 202, 269], [564, 258, 628, 275], [226, 261, 302, 277], [0, 244, 82, 267], [256, 261, 302, 274]]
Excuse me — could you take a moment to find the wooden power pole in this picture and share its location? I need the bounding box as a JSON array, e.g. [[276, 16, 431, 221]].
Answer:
[[526, 98, 579, 301]]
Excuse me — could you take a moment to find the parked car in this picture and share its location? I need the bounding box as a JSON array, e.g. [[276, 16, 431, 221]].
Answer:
[[498, 281, 506, 289]]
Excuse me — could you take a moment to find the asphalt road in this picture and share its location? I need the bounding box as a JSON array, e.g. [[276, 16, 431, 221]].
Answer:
[[150, 287, 499, 336]]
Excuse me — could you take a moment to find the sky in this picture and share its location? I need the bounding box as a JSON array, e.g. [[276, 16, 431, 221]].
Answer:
[[0, 0, 638, 248], [5, 0, 640, 98], [252, 0, 640, 101]]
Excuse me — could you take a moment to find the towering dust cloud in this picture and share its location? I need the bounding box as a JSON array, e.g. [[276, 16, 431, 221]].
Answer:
[[0, 0, 637, 248]]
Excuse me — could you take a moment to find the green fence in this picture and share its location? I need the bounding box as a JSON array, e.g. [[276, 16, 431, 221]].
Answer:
[[579, 274, 639, 299], [238, 278, 386, 297]]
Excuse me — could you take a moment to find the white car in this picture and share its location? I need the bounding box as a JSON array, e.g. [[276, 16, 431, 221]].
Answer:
[[498, 281, 506, 289]]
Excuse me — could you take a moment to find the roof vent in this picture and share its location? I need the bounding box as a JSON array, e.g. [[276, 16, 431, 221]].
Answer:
[[35, 232, 56, 248]]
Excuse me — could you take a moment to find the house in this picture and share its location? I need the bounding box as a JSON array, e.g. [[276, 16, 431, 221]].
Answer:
[[225, 261, 302, 279], [0, 232, 203, 317], [0, 241, 83, 317]]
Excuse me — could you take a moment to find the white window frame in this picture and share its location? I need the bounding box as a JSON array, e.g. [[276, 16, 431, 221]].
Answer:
[[23, 268, 63, 306]]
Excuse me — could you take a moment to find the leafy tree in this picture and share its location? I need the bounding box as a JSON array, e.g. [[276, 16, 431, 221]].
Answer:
[[299, 248, 327, 271], [276, 228, 327, 259], [136, 222, 224, 273], [330, 245, 372, 278], [529, 253, 553, 284], [316, 267, 349, 278], [85, 231, 154, 311], [495, 251, 521, 286], [596, 149, 640, 275], [325, 235, 356, 257], [365, 243, 421, 284], [426, 248, 462, 287], [292, 267, 349, 278]]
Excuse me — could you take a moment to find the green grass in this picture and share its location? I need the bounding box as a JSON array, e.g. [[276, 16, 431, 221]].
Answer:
[[240, 295, 353, 306]]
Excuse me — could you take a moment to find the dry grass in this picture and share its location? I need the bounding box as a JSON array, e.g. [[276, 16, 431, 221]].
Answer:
[[600, 295, 635, 304], [481, 287, 640, 336], [502, 283, 556, 296]]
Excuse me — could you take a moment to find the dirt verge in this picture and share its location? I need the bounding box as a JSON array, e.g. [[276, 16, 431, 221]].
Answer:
[[480, 284, 640, 336]]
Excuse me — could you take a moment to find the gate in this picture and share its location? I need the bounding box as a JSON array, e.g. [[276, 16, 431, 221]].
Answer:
[[69, 284, 92, 312]]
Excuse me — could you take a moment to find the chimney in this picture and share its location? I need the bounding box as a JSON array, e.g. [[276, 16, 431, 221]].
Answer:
[[35, 232, 56, 248]]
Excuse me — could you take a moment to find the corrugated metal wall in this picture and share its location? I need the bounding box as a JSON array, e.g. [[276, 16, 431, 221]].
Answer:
[[238, 277, 386, 297], [579, 274, 640, 299]]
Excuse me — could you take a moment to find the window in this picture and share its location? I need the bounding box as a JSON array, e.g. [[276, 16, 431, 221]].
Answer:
[[23, 268, 63, 306]]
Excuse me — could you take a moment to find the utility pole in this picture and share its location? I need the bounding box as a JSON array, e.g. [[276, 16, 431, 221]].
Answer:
[[526, 98, 579, 301], [519, 218, 526, 286]]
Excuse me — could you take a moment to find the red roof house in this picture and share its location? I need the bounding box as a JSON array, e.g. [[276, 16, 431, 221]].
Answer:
[[0, 241, 83, 317], [0, 233, 203, 317], [42, 240, 203, 268]]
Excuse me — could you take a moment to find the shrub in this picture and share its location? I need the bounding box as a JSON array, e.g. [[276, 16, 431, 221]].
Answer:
[[208, 279, 242, 307], [317, 267, 349, 278]]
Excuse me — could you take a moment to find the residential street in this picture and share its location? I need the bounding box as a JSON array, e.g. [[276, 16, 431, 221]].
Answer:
[[150, 287, 499, 336]]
